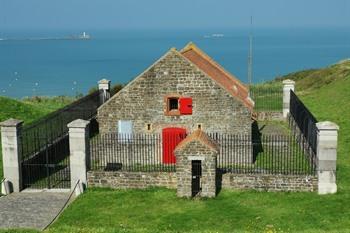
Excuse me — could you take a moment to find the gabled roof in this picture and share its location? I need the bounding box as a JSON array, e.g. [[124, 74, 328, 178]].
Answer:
[[180, 42, 254, 110], [174, 129, 219, 153]]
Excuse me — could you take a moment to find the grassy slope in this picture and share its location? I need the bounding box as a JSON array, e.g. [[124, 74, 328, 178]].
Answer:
[[0, 96, 73, 180], [278, 60, 350, 193], [44, 62, 350, 233], [277, 59, 350, 93], [301, 74, 350, 193]]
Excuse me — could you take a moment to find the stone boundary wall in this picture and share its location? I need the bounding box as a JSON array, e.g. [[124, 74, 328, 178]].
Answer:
[[87, 171, 177, 189], [221, 173, 318, 192], [88, 171, 317, 192]]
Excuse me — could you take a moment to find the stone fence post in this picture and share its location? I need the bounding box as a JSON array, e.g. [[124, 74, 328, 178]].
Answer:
[[68, 119, 90, 195], [98, 79, 111, 104], [316, 121, 339, 195], [283, 79, 295, 118], [0, 119, 23, 193]]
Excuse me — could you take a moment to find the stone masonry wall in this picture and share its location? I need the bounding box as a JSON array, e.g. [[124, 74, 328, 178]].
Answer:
[[87, 171, 317, 192], [221, 173, 318, 192], [87, 171, 177, 189], [97, 50, 251, 135]]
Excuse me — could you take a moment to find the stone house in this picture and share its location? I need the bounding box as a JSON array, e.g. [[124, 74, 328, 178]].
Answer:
[[97, 42, 254, 165]]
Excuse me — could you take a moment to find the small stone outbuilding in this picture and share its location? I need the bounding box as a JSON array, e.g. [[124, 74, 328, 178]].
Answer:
[[175, 130, 219, 198]]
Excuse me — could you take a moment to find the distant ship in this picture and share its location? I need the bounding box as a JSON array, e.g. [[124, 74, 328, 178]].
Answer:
[[78, 32, 91, 40], [212, 33, 224, 38], [203, 33, 225, 39], [0, 32, 91, 41]]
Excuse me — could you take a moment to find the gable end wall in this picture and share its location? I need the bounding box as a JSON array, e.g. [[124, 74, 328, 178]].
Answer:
[[97, 50, 251, 134]]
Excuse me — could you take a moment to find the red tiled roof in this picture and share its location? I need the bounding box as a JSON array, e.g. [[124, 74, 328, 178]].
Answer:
[[180, 43, 254, 110], [174, 129, 219, 153]]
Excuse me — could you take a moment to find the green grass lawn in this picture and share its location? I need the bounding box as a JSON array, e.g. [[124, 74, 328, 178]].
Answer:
[[41, 187, 349, 233]]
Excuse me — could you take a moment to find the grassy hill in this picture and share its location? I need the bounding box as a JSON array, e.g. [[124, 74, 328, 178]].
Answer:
[[276, 60, 350, 194], [276, 59, 350, 93], [299, 65, 350, 194], [0, 96, 73, 180]]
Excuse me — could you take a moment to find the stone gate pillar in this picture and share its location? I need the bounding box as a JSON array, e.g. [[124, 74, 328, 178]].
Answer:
[[68, 119, 90, 195], [316, 121, 339, 195], [174, 130, 219, 198], [0, 119, 23, 193], [99, 79, 111, 104], [283, 79, 295, 118]]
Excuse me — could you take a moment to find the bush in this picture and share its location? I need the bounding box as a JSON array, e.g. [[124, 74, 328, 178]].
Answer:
[[111, 83, 123, 94]]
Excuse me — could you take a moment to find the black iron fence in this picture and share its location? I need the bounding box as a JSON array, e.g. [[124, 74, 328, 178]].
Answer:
[[21, 90, 102, 159], [20, 90, 103, 189], [209, 133, 315, 175], [289, 90, 318, 154], [90, 133, 175, 172], [21, 135, 70, 189], [90, 132, 316, 175], [250, 84, 283, 112]]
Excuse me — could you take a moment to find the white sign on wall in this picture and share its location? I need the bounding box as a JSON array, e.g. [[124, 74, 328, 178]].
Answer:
[[118, 120, 133, 143]]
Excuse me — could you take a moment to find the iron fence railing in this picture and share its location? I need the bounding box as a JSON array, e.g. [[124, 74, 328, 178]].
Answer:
[[90, 133, 175, 172], [250, 84, 283, 112], [209, 133, 316, 175], [90, 132, 316, 175], [19, 90, 104, 189], [289, 90, 318, 154], [20, 90, 102, 161]]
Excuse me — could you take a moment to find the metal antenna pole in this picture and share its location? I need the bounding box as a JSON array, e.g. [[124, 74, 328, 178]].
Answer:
[[248, 16, 253, 87]]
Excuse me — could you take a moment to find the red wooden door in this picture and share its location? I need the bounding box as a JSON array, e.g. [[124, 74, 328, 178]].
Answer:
[[162, 128, 187, 164]]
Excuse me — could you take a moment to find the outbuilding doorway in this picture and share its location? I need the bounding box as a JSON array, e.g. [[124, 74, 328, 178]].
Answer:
[[192, 160, 202, 196]]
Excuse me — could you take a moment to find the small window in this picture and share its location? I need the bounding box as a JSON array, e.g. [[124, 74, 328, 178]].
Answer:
[[168, 98, 179, 111], [197, 124, 202, 130], [146, 123, 152, 131], [165, 95, 193, 116]]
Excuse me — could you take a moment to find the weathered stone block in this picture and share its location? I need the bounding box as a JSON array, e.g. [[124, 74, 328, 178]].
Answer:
[[0, 119, 23, 193]]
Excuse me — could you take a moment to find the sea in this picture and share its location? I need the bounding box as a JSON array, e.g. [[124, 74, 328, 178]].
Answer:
[[1, 28, 350, 98]]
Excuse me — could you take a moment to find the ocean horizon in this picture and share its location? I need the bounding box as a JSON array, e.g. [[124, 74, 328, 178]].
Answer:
[[1, 28, 350, 98]]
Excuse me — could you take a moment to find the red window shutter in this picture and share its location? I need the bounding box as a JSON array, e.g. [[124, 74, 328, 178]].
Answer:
[[179, 97, 193, 115]]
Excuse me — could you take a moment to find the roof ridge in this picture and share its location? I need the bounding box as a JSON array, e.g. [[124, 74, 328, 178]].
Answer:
[[181, 42, 248, 92], [180, 42, 254, 110]]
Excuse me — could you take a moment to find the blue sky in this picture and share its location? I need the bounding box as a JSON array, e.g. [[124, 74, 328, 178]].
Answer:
[[0, 0, 349, 29]]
